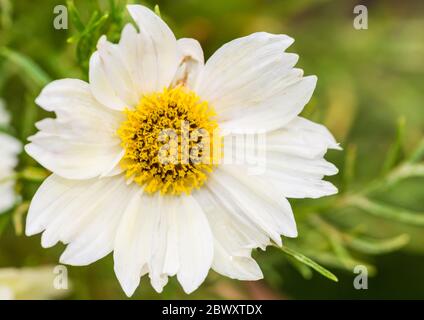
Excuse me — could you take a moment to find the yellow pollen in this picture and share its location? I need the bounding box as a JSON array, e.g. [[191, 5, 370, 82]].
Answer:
[[117, 86, 220, 195]]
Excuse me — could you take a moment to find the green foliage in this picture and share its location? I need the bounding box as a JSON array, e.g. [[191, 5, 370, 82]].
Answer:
[[0, 47, 51, 89], [350, 196, 424, 226], [278, 245, 338, 282], [67, 0, 127, 74]]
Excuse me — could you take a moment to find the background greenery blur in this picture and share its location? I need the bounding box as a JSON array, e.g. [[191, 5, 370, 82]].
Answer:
[[0, 0, 423, 299]]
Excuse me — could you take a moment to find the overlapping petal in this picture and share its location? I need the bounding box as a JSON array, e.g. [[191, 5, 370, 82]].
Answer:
[[26, 79, 124, 180], [194, 188, 265, 280], [207, 168, 298, 245], [90, 5, 179, 110], [113, 193, 213, 296], [197, 32, 316, 134], [25, 175, 132, 259], [221, 116, 340, 199], [172, 38, 205, 89]]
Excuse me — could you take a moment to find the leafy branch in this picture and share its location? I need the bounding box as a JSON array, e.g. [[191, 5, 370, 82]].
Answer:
[[277, 245, 338, 282], [278, 119, 424, 281], [67, 0, 127, 75]]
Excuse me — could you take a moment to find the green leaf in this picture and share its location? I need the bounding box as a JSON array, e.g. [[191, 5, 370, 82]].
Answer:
[[66, 0, 126, 74], [75, 11, 109, 73], [278, 245, 338, 282], [386, 163, 424, 186], [381, 117, 406, 174], [328, 235, 353, 268], [308, 215, 355, 268], [361, 162, 424, 195], [0, 47, 51, 88], [300, 250, 377, 276], [108, 0, 124, 23], [67, 0, 85, 32], [347, 234, 410, 255], [407, 138, 424, 163], [350, 196, 424, 226], [287, 257, 313, 280], [154, 4, 162, 18]]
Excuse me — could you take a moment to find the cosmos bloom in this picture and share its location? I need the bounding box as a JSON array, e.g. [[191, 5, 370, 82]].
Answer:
[[0, 100, 21, 214], [25, 5, 340, 296]]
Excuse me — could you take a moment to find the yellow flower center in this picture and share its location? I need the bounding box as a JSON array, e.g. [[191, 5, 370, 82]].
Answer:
[[117, 86, 219, 195]]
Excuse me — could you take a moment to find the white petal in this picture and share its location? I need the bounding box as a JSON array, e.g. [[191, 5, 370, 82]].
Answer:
[[171, 38, 204, 89], [126, 4, 178, 92], [224, 116, 339, 199], [197, 32, 315, 133], [193, 188, 264, 281], [118, 24, 146, 98], [0, 133, 21, 167], [114, 191, 215, 296], [195, 187, 270, 251], [26, 79, 123, 180], [213, 250, 263, 281], [150, 196, 190, 292], [266, 116, 342, 158], [89, 36, 140, 109], [0, 183, 16, 213], [207, 168, 297, 246], [89, 51, 129, 111], [25, 175, 131, 265], [25, 174, 72, 236], [89, 5, 179, 110], [225, 163, 337, 200], [113, 194, 188, 296], [222, 76, 316, 134], [58, 178, 136, 266], [113, 192, 160, 297], [0, 133, 21, 213], [161, 198, 180, 277], [176, 195, 213, 294]]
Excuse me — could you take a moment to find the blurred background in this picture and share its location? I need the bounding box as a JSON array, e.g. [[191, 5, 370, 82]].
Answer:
[[0, 0, 423, 299]]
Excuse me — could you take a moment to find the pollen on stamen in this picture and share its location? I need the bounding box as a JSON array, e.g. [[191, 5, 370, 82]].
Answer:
[[117, 86, 220, 195]]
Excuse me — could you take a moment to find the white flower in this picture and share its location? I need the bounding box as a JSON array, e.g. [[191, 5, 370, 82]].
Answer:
[[0, 100, 21, 213], [25, 5, 340, 296], [0, 266, 70, 300]]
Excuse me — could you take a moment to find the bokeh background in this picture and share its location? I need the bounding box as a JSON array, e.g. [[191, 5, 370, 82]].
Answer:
[[0, 0, 423, 299]]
